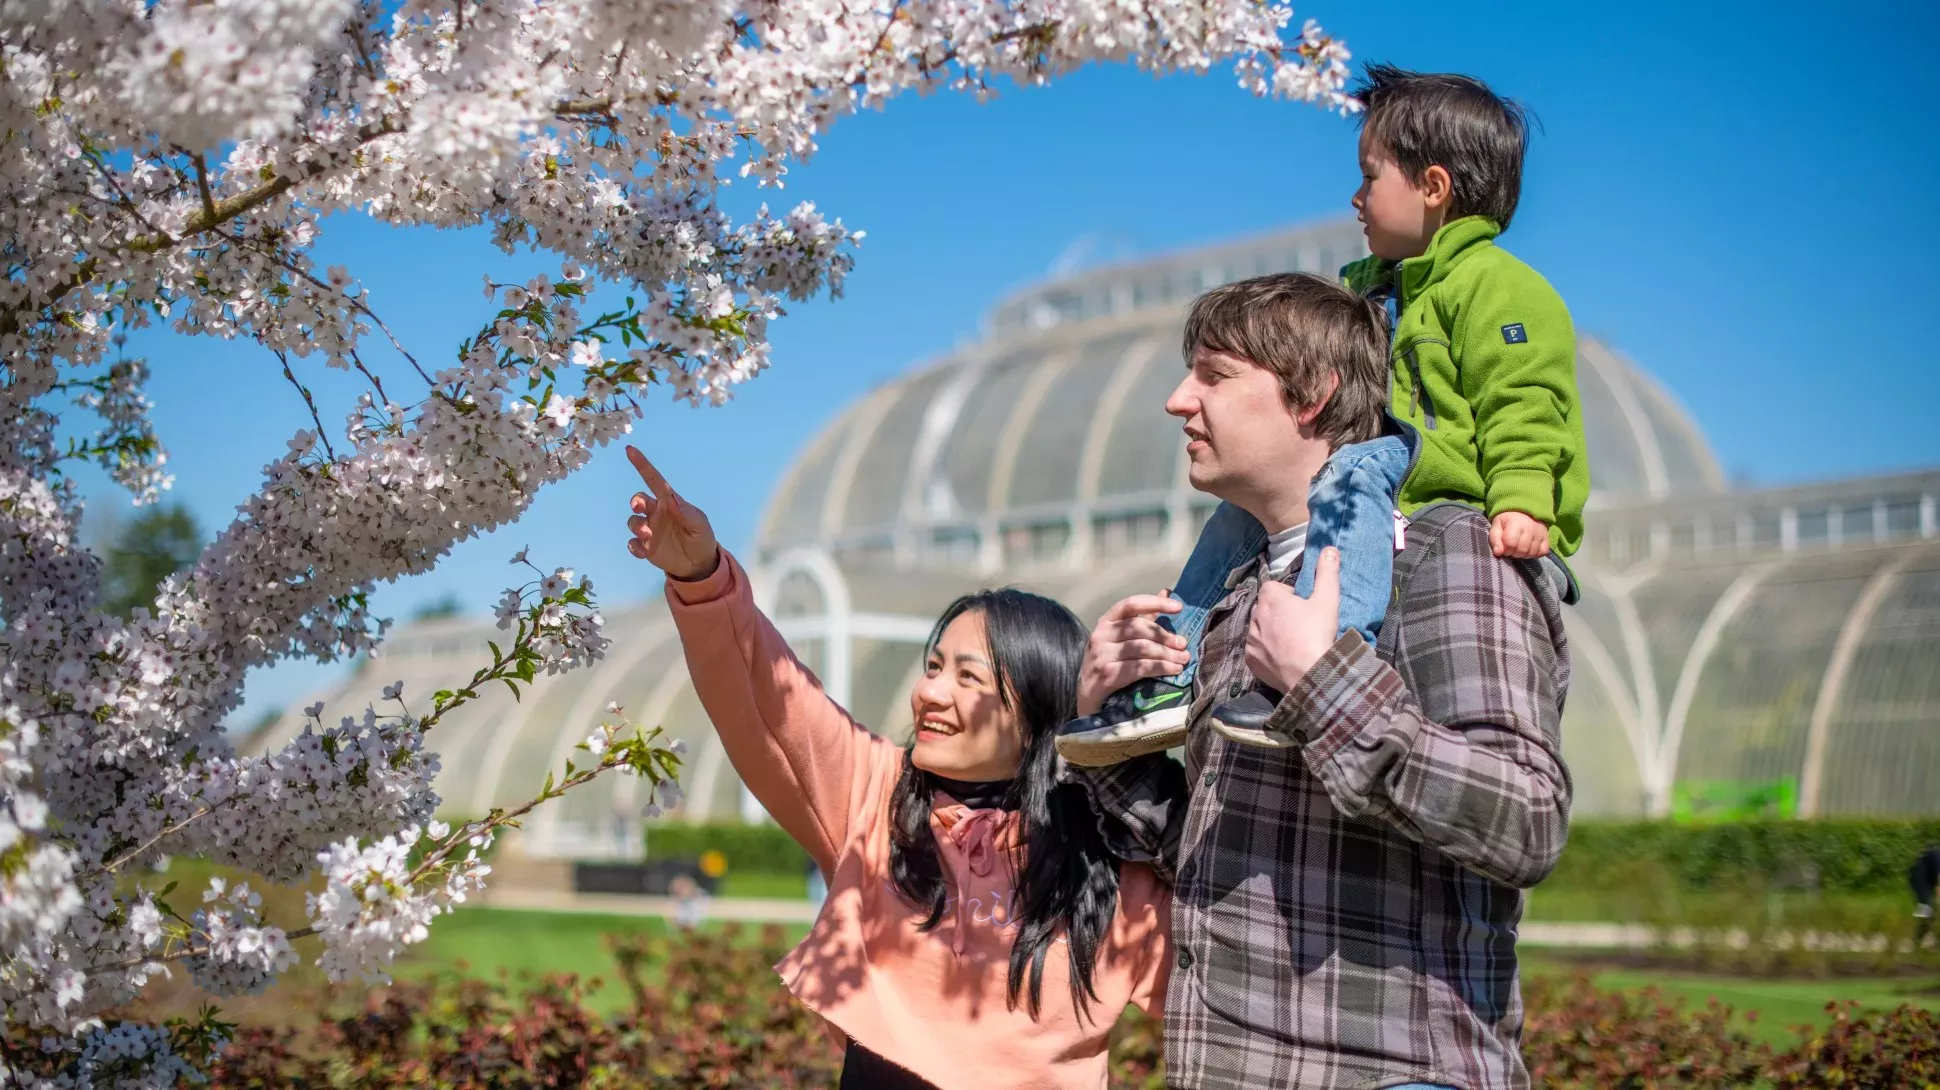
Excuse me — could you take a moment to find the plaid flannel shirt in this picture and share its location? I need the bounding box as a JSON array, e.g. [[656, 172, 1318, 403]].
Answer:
[[1074, 502, 1573, 1089]]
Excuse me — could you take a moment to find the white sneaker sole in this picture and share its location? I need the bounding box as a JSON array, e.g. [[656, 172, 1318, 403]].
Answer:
[[1207, 716, 1301, 749], [1055, 705, 1191, 767]]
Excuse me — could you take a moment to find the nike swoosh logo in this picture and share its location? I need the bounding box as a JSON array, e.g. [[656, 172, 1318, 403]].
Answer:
[[1131, 690, 1186, 712]]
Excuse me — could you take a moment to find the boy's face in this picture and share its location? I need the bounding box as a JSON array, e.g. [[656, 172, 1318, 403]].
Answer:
[[1353, 129, 1438, 261]]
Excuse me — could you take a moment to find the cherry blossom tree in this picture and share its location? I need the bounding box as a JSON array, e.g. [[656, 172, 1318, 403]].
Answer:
[[0, 0, 1351, 1080]]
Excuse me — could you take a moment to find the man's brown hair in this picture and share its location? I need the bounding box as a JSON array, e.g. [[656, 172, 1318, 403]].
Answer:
[[1181, 272, 1391, 450]]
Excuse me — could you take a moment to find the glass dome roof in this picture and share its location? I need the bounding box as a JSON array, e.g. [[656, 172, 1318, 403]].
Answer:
[[759, 219, 1725, 558]]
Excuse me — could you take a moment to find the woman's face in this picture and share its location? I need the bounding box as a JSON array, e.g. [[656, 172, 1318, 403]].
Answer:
[[908, 610, 1027, 782]]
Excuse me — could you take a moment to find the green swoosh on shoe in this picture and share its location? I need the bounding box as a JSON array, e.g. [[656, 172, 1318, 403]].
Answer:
[[1131, 689, 1186, 712]]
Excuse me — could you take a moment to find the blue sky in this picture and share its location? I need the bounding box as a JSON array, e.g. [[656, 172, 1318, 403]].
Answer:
[[71, 0, 1940, 727]]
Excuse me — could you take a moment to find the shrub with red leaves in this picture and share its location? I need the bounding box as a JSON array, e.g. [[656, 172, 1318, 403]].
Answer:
[[42, 925, 1926, 1089], [204, 924, 843, 1089], [1522, 973, 1771, 1088], [1766, 1001, 1940, 1088]]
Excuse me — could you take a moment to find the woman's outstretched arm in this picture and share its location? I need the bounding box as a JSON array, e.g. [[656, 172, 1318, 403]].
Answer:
[[626, 446, 893, 873]]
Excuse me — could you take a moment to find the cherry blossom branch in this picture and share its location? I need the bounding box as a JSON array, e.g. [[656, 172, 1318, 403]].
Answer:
[[84, 551, 603, 884], [88, 717, 677, 981], [82, 927, 322, 978], [137, 122, 403, 252], [0, 117, 406, 338], [100, 806, 218, 876], [276, 351, 337, 461], [188, 152, 217, 225], [236, 235, 425, 391]]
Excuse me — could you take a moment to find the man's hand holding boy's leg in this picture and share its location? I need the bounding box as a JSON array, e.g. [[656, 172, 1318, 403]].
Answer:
[[1057, 594, 1196, 767]]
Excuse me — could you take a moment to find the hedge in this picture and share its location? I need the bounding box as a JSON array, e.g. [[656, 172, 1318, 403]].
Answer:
[[645, 822, 810, 874], [649, 818, 1940, 894], [1547, 819, 1940, 896]]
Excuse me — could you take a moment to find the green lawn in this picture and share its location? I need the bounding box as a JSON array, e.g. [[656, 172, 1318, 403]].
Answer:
[[404, 908, 667, 982], [402, 907, 811, 1014]]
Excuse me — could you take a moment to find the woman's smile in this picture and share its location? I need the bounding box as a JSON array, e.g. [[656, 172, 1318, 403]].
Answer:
[[916, 713, 961, 740]]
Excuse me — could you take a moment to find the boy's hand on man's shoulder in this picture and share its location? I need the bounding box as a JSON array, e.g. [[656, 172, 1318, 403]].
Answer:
[[1489, 511, 1551, 559]]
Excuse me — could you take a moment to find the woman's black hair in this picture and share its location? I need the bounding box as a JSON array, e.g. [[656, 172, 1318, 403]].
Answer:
[[886, 588, 1121, 1020]]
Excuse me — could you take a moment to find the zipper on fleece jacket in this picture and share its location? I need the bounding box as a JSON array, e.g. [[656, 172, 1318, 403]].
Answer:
[[1398, 337, 1449, 430], [1388, 265, 1439, 430]]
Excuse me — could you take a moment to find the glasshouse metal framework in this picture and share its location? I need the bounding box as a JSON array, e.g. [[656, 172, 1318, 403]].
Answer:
[[256, 219, 1940, 857]]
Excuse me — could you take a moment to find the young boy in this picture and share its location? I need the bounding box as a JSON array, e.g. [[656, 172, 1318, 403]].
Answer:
[[1057, 64, 1588, 763]]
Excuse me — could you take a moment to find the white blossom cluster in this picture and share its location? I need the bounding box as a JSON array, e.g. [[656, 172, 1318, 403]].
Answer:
[[182, 879, 297, 997], [512, 566, 609, 674], [307, 820, 492, 985], [0, 0, 1351, 1076]]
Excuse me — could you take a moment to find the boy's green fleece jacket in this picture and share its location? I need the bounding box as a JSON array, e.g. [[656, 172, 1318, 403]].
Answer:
[[1342, 215, 1589, 556]]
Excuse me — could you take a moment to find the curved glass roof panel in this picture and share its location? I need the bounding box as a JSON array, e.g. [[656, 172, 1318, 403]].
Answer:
[[1006, 330, 1146, 510], [935, 351, 1038, 520], [849, 636, 924, 741], [1633, 382, 1726, 497], [773, 570, 828, 618], [1097, 327, 1189, 499], [841, 366, 956, 533], [1631, 565, 1750, 715], [1575, 350, 1653, 499], [1672, 553, 1879, 791], [1816, 544, 1940, 814], [1554, 659, 1647, 817], [763, 425, 846, 548]]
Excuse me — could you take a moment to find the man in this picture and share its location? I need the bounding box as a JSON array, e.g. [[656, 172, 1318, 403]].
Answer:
[[1069, 273, 1572, 1089]]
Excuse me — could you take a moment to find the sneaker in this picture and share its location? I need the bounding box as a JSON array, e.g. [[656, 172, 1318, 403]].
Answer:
[[1055, 677, 1193, 766], [1208, 688, 1298, 749]]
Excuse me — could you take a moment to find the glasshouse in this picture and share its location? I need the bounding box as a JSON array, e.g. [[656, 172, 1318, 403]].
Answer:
[[253, 218, 1940, 859]]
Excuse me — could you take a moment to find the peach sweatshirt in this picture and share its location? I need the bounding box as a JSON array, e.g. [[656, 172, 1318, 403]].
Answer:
[[666, 551, 1171, 1090]]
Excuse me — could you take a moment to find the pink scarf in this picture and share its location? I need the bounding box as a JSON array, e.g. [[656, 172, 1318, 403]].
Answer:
[[933, 803, 1020, 955]]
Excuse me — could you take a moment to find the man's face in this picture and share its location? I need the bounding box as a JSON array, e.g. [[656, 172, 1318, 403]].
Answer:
[[1165, 345, 1311, 503]]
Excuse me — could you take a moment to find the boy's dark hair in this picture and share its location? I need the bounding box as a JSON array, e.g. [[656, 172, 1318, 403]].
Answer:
[[1182, 273, 1389, 451], [1353, 63, 1531, 230]]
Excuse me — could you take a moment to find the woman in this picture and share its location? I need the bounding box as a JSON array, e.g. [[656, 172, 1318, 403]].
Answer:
[[622, 446, 1169, 1090]]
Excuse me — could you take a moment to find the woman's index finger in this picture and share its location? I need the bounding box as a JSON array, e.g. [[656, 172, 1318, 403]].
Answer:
[[625, 445, 672, 498]]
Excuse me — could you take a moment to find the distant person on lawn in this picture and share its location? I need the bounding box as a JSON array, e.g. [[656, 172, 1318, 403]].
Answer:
[[621, 447, 1172, 1090], [1913, 844, 1940, 949]]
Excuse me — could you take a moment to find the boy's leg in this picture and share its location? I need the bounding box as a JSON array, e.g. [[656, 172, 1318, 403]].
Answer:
[[1158, 502, 1270, 685], [1056, 502, 1266, 767], [1211, 436, 1409, 747], [1296, 435, 1411, 644]]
